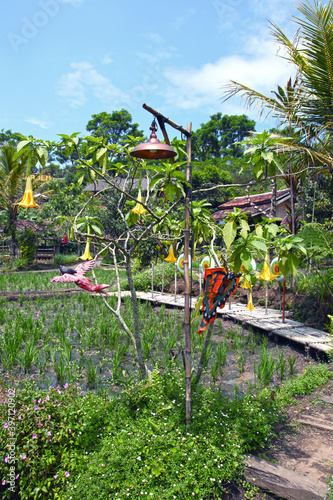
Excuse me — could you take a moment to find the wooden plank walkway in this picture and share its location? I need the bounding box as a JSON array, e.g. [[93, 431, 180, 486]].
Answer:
[[134, 291, 332, 354]]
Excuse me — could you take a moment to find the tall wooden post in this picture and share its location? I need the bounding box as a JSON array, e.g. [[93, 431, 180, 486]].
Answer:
[[140, 104, 193, 424], [184, 122, 192, 426]]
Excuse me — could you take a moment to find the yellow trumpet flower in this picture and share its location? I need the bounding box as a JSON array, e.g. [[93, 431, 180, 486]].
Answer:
[[246, 291, 255, 311], [164, 245, 177, 263], [79, 239, 93, 261], [131, 189, 147, 215], [257, 255, 276, 281], [241, 278, 251, 290], [16, 176, 40, 209]]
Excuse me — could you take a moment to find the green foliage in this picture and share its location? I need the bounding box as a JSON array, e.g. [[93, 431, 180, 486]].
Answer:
[[134, 238, 160, 266], [241, 131, 287, 180], [273, 232, 307, 277], [298, 223, 333, 263], [222, 209, 268, 275], [192, 112, 255, 161], [17, 228, 37, 263], [0, 378, 113, 500], [191, 159, 235, 209], [86, 110, 144, 145], [54, 253, 79, 266], [119, 262, 175, 292]]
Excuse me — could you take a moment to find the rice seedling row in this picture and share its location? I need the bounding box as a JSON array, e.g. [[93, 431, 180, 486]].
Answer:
[[0, 288, 309, 395]]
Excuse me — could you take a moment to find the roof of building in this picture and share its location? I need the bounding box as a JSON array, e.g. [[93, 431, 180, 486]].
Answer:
[[212, 188, 290, 220], [83, 178, 149, 193]]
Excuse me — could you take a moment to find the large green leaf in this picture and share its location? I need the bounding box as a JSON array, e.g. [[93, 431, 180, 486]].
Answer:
[[287, 252, 299, 277], [164, 183, 176, 202], [223, 221, 237, 250]]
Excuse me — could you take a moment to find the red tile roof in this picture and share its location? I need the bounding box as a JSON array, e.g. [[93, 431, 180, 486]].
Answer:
[[212, 189, 290, 220], [16, 220, 53, 233]]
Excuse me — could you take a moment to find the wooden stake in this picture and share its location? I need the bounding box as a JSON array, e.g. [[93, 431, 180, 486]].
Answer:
[[265, 281, 268, 315], [282, 278, 286, 323], [174, 262, 177, 302], [184, 122, 192, 426], [162, 260, 165, 295], [151, 263, 154, 299]]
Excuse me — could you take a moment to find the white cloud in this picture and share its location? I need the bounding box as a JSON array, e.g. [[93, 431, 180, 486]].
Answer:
[[101, 54, 113, 65], [172, 7, 196, 29], [138, 33, 177, 65], [56, 62, 128, 108], [161, 39, 295, 118], [25, 117, 51, 129]]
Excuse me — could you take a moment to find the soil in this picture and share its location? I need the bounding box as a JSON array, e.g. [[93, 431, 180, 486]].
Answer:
[[212, 377, 333, 500]]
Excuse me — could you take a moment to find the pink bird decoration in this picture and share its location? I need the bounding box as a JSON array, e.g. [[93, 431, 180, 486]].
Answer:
[[50, 260, 110, 297]]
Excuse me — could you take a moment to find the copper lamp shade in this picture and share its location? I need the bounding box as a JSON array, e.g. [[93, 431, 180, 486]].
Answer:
[[130, 120, 177, 160]]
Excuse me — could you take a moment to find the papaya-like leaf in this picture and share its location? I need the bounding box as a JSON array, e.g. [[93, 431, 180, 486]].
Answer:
[[223, 220, 237, 250]]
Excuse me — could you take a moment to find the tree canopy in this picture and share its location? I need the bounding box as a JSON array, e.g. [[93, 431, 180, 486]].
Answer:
[[86, 109, 144, 144], [191, 113, 255, 161]]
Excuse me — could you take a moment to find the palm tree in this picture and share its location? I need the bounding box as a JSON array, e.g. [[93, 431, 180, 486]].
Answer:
[[221, 0, 333, 168], [0, 144, 28, 256]]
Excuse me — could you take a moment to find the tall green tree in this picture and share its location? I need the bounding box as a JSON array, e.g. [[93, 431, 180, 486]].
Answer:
[[86, 109, 144, 144], [0, 144, 28, 255], [0, 129, 24, 146], [192, 113, 255, 161]]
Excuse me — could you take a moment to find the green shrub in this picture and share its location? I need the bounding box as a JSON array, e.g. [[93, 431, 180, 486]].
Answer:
[[120, 262, 176, 292], [54, 253, 80, 266], [1, 364, 331, 500], [0, 377, 115, 499], [17, 229, 37, 263]]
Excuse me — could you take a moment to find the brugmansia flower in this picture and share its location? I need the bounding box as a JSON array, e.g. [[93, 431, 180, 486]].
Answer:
[[246, 291, 255, 311], [16, 176, 40, 209], [79, 239, 93, 261], [131, 189, 147, 215], [257, 255, 276, 281], [241, 278, 251, 290], [164, 244, 176, 263]]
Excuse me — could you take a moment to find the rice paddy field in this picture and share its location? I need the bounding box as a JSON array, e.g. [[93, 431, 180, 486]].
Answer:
[[0, 268, 309, 395]]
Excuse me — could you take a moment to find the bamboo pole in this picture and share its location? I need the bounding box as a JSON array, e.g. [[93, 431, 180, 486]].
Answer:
[[151, 263, 154, 299], [282, 278, 286, 323], [142, 104, 193, 424], [162, 260, 165, 295], [184, 122, 192, 426], [265, 281, 268, 315]]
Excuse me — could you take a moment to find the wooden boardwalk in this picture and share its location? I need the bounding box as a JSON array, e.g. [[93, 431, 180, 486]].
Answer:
[[135, 291, 332, 354]]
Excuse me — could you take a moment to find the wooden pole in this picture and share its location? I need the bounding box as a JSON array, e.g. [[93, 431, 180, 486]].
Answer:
[[141, 104, 193, 425], [174, 262, 177, 302], [265, 281, 268, 315], [199, 268, 202, 296], [162, 260, 165, 295], [151, 263, 154, 299], [184, 122, 192, 426], [282, 278, 286, 323]]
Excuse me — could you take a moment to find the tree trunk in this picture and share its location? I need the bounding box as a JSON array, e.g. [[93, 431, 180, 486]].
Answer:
[[125, 257, 149, 379], [8, 206, 18, 258]]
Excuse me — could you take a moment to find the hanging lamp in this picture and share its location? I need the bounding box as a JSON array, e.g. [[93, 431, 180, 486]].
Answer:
[[130, 119, 177, 160]]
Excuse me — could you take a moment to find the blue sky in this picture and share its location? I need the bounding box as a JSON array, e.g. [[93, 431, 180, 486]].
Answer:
[[2, 0, 300, 142]]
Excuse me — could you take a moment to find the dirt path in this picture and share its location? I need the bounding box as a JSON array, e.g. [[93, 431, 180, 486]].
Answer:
[[245, 379, 333, 499]]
